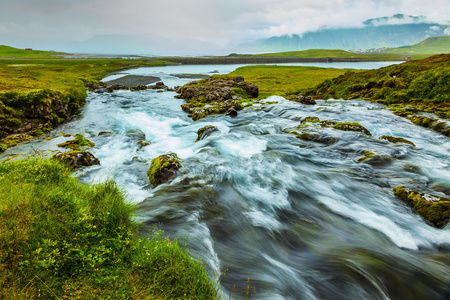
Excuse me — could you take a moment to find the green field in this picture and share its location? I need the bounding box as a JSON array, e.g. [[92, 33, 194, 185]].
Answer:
[[383, 36, 450, 55], [229, 65, 361, 98]]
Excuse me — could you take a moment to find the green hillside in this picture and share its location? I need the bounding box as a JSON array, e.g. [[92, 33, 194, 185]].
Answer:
[[383, 36, 450, 54], [0, 45, 64, 58], [299, 54, 450, 117]]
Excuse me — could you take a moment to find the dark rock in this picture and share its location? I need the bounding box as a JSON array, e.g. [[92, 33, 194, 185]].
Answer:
[[53, 151, 100, 169], [233, 76, 245, 82], [226, 107, 238, 117]]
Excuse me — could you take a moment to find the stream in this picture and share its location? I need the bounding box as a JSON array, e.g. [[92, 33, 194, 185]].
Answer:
[[2, 62, 449, 300]]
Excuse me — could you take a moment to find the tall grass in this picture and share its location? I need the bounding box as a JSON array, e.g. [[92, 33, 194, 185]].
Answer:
[[0, 158, 218, 299]]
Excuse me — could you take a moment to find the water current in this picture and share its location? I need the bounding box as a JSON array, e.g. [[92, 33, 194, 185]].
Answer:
[[3, 62, 449, 299]]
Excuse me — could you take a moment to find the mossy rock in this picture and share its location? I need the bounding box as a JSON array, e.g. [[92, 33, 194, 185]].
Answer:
[[52, 151, 100, 169], [333, 122, 372, 136], [358, 151, 393, 166], [407, 116, 437, 128], [393, 186, 450, 228], [319, 120, 338, 128], [147, 153, 182, 188], [196, 125, 219, 142], [57, 134, 95, 150], [380, 135, 415, 146], [126, 129, 146, 140], [98, 131, 113, 136], [301, 116, 320, 124], [296, 132, 338, 145], [137, 140, 151, 150]]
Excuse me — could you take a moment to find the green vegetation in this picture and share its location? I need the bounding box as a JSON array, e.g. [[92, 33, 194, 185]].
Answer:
[[229, 65, 354, 98], [0, 158, 218, 299], [383, 36, 450, 55], [0, 45, 64, 58], [232, 49, 407, 60], [300, 54, 450, 117], [393, 186, 450, 228]]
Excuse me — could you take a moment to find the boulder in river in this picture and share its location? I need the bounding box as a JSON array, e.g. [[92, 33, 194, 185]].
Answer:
[[332, 122, 372, 136], [147, 153, 182, 187], [196, 125, 219, 142], [175, 76, 258, 120], [393, 186, 450, 228], [53, 151, 100, 169]]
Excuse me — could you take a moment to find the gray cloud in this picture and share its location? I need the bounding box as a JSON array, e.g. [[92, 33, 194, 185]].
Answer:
[[0, 0, 449, 53]]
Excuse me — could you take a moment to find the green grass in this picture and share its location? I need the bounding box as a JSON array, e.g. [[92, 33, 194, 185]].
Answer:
[[383, 36, 450, 55], [229, 65, 359, 98], [0, 158, 218, 299], [229, 49, 410, 60], [0, 45, 65, 59]]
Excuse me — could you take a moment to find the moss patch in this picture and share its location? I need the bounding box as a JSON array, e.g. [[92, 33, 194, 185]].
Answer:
[[393, 186, 450, 228]]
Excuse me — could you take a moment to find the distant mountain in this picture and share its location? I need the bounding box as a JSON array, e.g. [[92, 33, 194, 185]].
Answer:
[[383, 36, 450, 54], [237, 14, 450, 52]]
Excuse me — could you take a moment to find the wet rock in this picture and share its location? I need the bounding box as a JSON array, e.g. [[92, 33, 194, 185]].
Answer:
[[126, 129, 146, 141], [52, 151, 100, 169], [380, 135, 415, 146], [358, 151, 393, 166], [406, 116, 450, 137], [333, 122, 372, 136], [301, 116, 320, 124], [147, 153, 182, 187], [226, 107, 238, 117], [296, 132, 338, 145], [137, 139, 151, 150], [98, 131, 113, 136], [393, 186, 450, 228], [57, 134, 95, 150], [295, 95, 317, 105], [196, 125, 219, 141]]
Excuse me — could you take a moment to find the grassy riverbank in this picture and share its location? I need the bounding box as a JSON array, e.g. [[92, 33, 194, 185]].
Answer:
[[0, 158, 218, 299], [299, 54, 450, 117], [0, 46, 167, 153]]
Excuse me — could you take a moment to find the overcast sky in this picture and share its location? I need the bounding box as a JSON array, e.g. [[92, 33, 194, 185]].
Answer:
[[1, 0, 449, 53]]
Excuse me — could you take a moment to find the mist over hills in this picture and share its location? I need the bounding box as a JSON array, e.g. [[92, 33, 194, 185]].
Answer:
[[236, 14, 450, 52]]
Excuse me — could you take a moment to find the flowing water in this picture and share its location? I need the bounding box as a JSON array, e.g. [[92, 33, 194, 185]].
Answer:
[[3, 62, 449, 299]]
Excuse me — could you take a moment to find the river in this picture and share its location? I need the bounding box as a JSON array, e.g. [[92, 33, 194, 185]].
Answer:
[[2, 62, 449, 299]]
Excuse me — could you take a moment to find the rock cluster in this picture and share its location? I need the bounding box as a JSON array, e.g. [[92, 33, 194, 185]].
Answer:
[[175, 76, 258, 120]]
